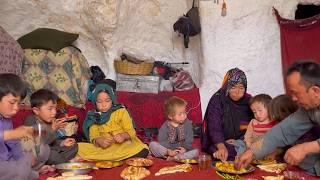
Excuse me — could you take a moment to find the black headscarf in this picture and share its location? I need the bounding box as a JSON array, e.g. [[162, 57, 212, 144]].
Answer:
[[218, 68, 252, 140]]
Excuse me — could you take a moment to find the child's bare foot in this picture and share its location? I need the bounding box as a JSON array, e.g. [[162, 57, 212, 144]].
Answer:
[[166, 156, 175, 161], [70, 155, 85, 162]]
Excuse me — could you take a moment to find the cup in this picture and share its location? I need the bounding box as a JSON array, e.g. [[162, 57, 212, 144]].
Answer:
[[198, 154, 212, 171], [32, 122, 48, 157]]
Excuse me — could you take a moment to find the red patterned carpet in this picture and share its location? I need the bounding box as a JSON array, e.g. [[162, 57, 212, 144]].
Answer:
[[41, 157, 318, 180]]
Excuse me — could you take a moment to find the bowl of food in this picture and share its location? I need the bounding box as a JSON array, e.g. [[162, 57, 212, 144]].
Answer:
[[213, 161, 255, 175], [55, 162, 94, 175]]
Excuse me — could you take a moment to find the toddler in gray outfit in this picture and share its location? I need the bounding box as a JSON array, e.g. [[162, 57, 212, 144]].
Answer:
[[149, 96, 199, 160]]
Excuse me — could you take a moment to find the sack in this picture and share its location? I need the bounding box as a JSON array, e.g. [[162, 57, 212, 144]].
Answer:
[[173, 0, 201, 48], [170, 69, 195, 91], [90, 66, 106, 83]]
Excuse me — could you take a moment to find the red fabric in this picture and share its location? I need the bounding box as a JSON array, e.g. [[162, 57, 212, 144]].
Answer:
[[274, 8, 320, 83], [117, 88, 202, 128]]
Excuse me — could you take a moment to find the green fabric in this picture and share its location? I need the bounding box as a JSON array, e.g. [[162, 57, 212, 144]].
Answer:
[[82, 84, 123, 140], [17, 28, 79, 52]]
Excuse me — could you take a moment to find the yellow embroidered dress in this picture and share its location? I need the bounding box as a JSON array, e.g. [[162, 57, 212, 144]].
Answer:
[[78, 108, 148, 161]]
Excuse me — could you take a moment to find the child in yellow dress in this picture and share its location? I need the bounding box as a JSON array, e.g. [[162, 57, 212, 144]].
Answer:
[[78, 83, 149, 161]]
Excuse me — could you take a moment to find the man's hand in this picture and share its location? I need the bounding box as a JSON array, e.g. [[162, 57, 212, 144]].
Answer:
[[61, 138, 76, 147], [284, 143, 311, 166], [52, 118, 67, 131], [235, 149, 254, 170], [214, 143, 228, 162], [94, 136, 114, 149], [113, 133, 129, 143]]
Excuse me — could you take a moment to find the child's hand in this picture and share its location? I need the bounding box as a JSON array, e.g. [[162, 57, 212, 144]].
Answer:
[[177, 147, 186, 154], [4, 126, 34, 140], [52, 118, 67, 131], [113, 133, 129, 143], [167, 149, 179, 157], [226, 139, 236, 145], [61, 138, 76, 147], [17, 125, 34, 138], [94, 136, 114, 149], [39, 165, 55, 174]]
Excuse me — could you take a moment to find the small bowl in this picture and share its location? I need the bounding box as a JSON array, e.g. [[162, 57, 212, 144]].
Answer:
[[55, 162, 94, 175]]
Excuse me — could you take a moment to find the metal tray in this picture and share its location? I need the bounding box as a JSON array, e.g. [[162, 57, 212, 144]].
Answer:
[[55, 162, 94, 175]]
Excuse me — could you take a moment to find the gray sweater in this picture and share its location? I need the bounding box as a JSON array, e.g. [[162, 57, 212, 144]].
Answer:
[[158, 119, 194, 151]]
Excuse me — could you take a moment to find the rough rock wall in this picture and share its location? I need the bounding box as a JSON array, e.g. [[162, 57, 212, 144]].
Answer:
[[0, 0, 319, 116], [0, 0, 201, 83], [199, 0, 320, 113]]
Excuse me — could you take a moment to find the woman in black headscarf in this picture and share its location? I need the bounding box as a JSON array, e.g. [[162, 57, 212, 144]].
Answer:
[[201, 68, 253, 161]]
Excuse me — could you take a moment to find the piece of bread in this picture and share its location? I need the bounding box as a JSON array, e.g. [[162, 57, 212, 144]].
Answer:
[[120, 166, 150, 180], [155, 164, 192, 176], [262, 175, 284, 180], [47, 174, 92, 180], [258, 163, 287, 174], [125, 158, 153, 167]]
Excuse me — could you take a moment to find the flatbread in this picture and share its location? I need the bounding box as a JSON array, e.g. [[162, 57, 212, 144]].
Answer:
[[262, 175, 284, 180], [120, 166, 150, 180], [258, 163, 287, 174], [95, 161, 123, 168], [252, 159, 277, 165], [125, 158, 153, 167], [155, 164, 192, 176], [47, 174, 92, 180]]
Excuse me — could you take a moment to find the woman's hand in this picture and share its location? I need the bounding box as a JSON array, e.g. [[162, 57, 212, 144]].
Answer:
[[94, 136, 114, 149], [214, 143, 228, 162], [113, 133, 129, 143]]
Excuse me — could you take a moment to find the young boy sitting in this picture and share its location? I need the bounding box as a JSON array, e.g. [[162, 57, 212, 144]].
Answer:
[[149, 96, 199, 160], [24, 89, 78, 165], [0, 73, 38, 179]]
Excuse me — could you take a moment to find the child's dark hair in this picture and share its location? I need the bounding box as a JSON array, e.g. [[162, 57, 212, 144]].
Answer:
[[164, 96, 187, 119], [269, 94, 298, 121], [249, 94, 272, 107], [30, 89, 59, 108], [0, 73, 27, 100]]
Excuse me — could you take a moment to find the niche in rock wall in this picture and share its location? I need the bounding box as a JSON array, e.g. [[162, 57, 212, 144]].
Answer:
[[295, 4, 320, 19]]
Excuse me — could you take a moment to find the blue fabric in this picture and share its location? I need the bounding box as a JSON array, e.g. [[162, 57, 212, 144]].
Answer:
[[0, 114, 24, 161]]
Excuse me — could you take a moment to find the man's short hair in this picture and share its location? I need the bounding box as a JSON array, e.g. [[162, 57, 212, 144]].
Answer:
[[286, 61, 320, 88], [30, 89, 59, 108], [0, 73, 27, 100]]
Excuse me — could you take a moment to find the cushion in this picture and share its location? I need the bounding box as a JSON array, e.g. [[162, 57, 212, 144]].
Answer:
[[0, 26, 24, 76], [22, 46, 91, 108], [17, 28, 79, 52]]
